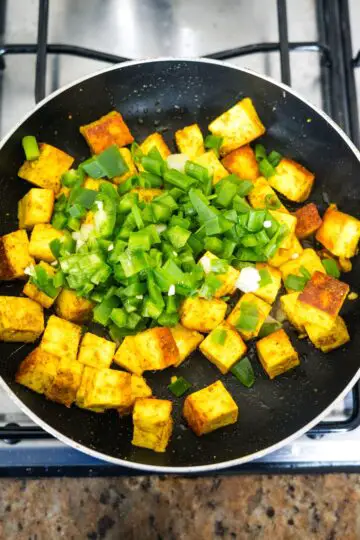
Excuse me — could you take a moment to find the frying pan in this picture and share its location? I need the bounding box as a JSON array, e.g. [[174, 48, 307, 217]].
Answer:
[[0, 58, 360, 473]]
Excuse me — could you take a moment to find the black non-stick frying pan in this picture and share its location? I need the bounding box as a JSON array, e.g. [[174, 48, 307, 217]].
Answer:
[[0, 58, 360, 473]]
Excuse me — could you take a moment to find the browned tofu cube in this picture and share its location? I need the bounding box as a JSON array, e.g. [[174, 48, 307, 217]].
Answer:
[[79, 111, 134, 154], [84, 368, 132, 409], [198, 251, 239, 297], [193, 150, 228, 184], [0, 296, 44, 342], [227, 293, 271, 341], [199, 323, 247, 374], [175, 124, 205, 159], [55, 289, 94, 323], [268, 158, 315, 202], [280, 248, 325, 293], [268, 235, 303, 267], [183, 381, 238, 435], [279, 292, 305, 334], [269, 210, 297, 249], [140, 133, 171, 159], [113, 148, 138, 184], [316, 204, 360, 259], [132, 398, 173, 452], [16, 347, 59, 395], [256, 329, 300, 379], [305, 316, 350, 353], [221, 145, 259, 181], [77, 332, 116, 370], [248, 177, 289, 213], [76, 366, 104, 412], [45, 357, 83, 407], [134, 327, 179, 371], [23, 261, 60, 308], [118, 374, 153, 416], [40, 315, 81, 361], [113, 335, 145, 375], [0, 229, 34, 280], [18, 143, 74, 193], [18, 188, 55, 230], [254, 263, 282, 304], [169, 324, 204, 367], [294, 203, 322, 239], [180, 297, 227, 333], [29, 224, 64, 263]]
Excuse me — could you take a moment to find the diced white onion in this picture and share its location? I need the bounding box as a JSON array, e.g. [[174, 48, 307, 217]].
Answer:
[[168, 284, 176, 296], [263, 220, 272, 228], [155, 224, 167, 234], [166, 153, 189, 173], [136, 295, 143, 300], [200, 255, 211, 274], [291, 253, 300, 260], [108, 243, 114, 252], [235, 267, 261, 293], [24, 264, 35, 276]]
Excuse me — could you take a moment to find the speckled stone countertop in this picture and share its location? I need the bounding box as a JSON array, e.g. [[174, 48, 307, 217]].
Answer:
[[0, 474, 358, 539]]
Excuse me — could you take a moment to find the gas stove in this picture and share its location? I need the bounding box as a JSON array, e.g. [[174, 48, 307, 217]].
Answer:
[[0, 0, 360, 476]]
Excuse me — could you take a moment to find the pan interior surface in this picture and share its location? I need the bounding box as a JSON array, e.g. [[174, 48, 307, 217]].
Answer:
[[0, 59, 360, 470]]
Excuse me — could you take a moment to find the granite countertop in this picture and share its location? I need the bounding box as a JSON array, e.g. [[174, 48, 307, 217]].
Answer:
[[0, 473, 358, 539]]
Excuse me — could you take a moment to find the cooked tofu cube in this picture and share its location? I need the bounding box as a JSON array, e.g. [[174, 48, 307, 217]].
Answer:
[[140, 133, 171, 159], [132, 398, 173, 452], [55, 289, 94, 323], [297, 271, 349, 328], [280, 292, 306, 334], [294, 203, 322, 239], [0, 229, 34, 280], [280, 248, 325, 292], [305, 316, 350, 353], [183, 380, 238, 435], [118, 374, 153, 416], [169, 324, 204, 367], [130, 188, 163, 202], [268, 235, 303, 268], [77, 332, 116, 370], [79, 111, 134, 154], [23, 261, 60, 308], [83, 177, 112, 191], [208, 97, 265, 155], [18, 188, 55, 230], [316, 204, 360, 258], [180, 297, 227, 333], [269, 210, 297, 249], [248, 177, 288, 213], [113, 147, 138, 184], [84, 368, 132, 409], [40, 315, 81, 361], [45, 357, 84, 407], [193, 150, 228, 184], [175, 123, 205, 159], [254, 263, 282, 304], [199, 323, 247, 374], [113, 335, 145, 375], [221, 145, 259, 181], [268, 158, 315, 203], [18, 143, 74, 193], [227, 293, 271, 341], [0, 296, 44, 342], [134, 327, 179, 371], [198, 251, 239, 297], [29, 224, 64, 263], [256, 329, 300, 379], [76, 366, 104, 412], [16, 347, 59, 394]]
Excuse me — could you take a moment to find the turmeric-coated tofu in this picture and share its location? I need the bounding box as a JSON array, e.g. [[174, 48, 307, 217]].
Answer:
[[18, 188, 54, 230], [45, 357, 84, 407], [29, 224, 64, 263], [83, 177, 112, 191], [268, 235, 303, 268], [280, 292, 306, 334], [221, 145, 259, 182], [268, 158, 315, 203], [140, 133, 171, 159], [254, 263, 282, 304], [130, 188, 163, 202], [256, 329, 300, 379], [316, 204, 360, 259], [134, 327, 179, 371], [305, 316, 350, 353], [84, 368, 132, 409], [18, 143, 74, 193], [76, 366, 104, 412], [0, 229, 34, 280], [183, 381, 238, 436], [80, 111, 134, 154], [248, 177, 288, 213], [294, 202, 322, 239], [118, 374, 153, 416], [227, 293, 271, 341], [132, 398, 173, 453], [77, 332, 116, 370], [280, 248, 325, 292], [16, 347, 59, 394], [208, 98, 265, 155], [169, 324, 204, 367], [175, 124, 205, 159], [113, 335, 144, 375], [198, 251, 239, 297], [40, 315, 81, 361], [200, 323, 247, 374], [55, 289, 94, 323], [269, 210, 297, 249], [193, 150, 229, 184], [180, 297, 227, 333], [113, 147, 138, 184], [23, 261, 60, 308], [0, 296, 44, 342]]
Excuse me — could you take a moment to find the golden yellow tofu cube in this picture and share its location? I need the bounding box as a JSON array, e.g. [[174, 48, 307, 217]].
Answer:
[[199, 323, 247, 374], [280, 248, 325, 292], [269, 210, 297, 249], [294, 202, 322, 239], [254, 263, 282, 304], [248, 177, 289, 213], [55, 289, 94, 323], [118, 374, 153, 416], [132, 398, 173, 452], [180, 297, 227, 333], [84, 368, 132, 409], [140, 133, 171, 159], [280, 292, 306, 334], [268, 235, 303, 268], [169, 324, 204, 367], [23, 261, 60, 308], [175, 124, 205, 159], [76, 366, 104, 412], [40, 315, 81, 361], [221, 145, 259, 181], [77, 332, 116, 370], [16, 347, 59, 394], [198, 251, 239, 297], [193, 150, 228, 184], [305, 316, 350, 353], [79, 111, 134, 154], [18, 188, 55, 230], [83, 177, 112, 191], [29, 224, 64, 263], [134, 327, 179, 371], [113, 147, 138, 184], [18, 143, 74, 193], [227, 293, 271, 341], [113, 335, 144, 375], [256, 329, 300, 379], [209, 97, 265, 155], [0, 229, 34, 280], [316, 204, 360, 259], [45, 356, 83, 407], [0, 296, 44, 342], [183, 380, 238, 436], [130, 188, 163, 202], [268, 158, 315, 203]]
